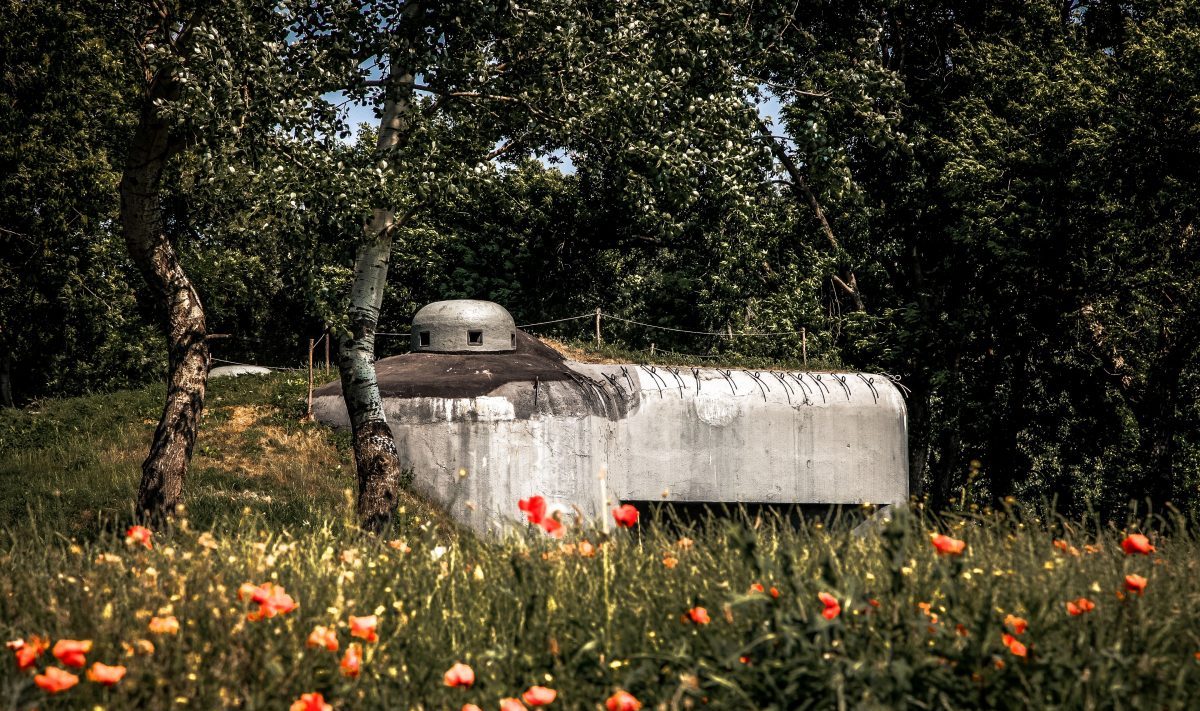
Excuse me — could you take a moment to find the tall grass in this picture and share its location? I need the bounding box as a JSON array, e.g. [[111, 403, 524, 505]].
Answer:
[[2, 376, 1198, 709]]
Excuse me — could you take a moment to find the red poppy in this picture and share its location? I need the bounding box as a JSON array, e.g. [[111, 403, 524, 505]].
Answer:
[[1066, 597, 1095, 616], [523, 685, 557, 706], [541, 516, 565, 539], [606, 690, 643, 711], [307, 625, 339, 652], [769, 587, 780, 598], [443, 662, 475, 688], [867, 598, 881, 609], [739, 655, 751, 664], [686, 607, 710, 625], [8, 635, 49, 671], [340, 643, 362, 678], [612, 504, 639, 528], [818, 592, 841, 620], [349, 615, 378, 643], [290, 692, 333, 711], [749, 583, 765, 594], [86, 662, 127, 686], [34, 666, 79, 693], [519, 496, 548, 525], [51, 639, 92, 668], [125, 525, 152, 549], [1124, 574, 1148, 595], [501, 698, 527, 711], [1121, 534, 1155, 556], [462, 706, 483, 711], [1003, 615, 1027, 635], [930, 533, 965, 556], [1001, 633, 1027, 657]]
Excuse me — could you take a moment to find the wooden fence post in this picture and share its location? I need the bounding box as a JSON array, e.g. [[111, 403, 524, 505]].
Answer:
[[595, 307, 602, 347], [802, 327, 807, 368], [307, 337, 314, 420], [324, 328, 331, 370]]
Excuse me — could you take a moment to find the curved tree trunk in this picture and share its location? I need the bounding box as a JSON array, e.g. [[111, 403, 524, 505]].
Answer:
[[338, 61, 414, 534], [120, 75, 208, 521]]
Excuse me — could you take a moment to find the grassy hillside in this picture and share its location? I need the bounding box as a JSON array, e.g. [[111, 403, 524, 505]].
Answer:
[[1, 375, 1199, 709]]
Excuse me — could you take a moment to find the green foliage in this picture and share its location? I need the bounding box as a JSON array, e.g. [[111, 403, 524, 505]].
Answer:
[[5, 0, 1200, 520]]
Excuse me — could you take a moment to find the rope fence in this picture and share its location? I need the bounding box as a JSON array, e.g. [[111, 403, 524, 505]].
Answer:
[[210, 308, 815, 417]]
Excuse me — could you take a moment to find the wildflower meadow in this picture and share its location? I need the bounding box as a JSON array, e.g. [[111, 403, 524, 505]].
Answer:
[[3, 378, 1200, 710]]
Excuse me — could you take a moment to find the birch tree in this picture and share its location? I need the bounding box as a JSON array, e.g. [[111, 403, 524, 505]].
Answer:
[[297, 0, 773, 531]]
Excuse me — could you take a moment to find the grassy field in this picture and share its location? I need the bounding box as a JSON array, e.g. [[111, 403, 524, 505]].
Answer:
[[2, 373, 1199, 709]]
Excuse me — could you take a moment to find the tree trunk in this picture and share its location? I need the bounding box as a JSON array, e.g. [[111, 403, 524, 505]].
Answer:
[[0, 352, 13, 408], [337, 61, 414, 534], [120, 75, 208, 521], [757, 121, 865, 311]]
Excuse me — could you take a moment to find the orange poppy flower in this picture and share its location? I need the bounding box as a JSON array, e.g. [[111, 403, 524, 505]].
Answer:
[[290, 692, 333, 711], [612, 504, 639, 528], [501, 698, 527, 711], [930, 534, 965, 556], [340, 643, 362, 678], [1124, 574, 1148, 595], [739, 655, 751, 664], [578, 541, 597, 557], [462, 705, 483, 711], [662, 555, 678, 569], [9, 635, 49, 671], [1066, 597, 1096, 616], [1003, 615, 1027, 635], [606, 690, 643, 711], [125, 525, 153, 549], [86, 662, 126, 686], [349, 615, 378, 643], [51, 639, 92, 668], [148, 615, 180, 635], [917, 601, 939, 624], [306, 626, 339, 652], [34, 666, 79, 693], [518, 496, 547, 525], [1001, 633, 1027, 657], [818, 592, 841, 620], [1121, 534, 1155, 556], [523, 685, 557, 706], [241, 582, 298, 621], [955, 623, 970, 637], [750, 583, 765, 594], [443, 662, 475, 688], [686, 607, 710, 625]]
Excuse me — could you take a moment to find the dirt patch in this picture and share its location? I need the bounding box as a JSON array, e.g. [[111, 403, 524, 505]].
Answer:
[[195, 405, 344, 482], [536, 337, 625, 364]]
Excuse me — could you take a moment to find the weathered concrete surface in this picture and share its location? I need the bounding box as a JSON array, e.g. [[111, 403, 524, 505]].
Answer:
[[410, 299, 517, 353], [314, 346, 908, 536], [209, 364, 272, 379]]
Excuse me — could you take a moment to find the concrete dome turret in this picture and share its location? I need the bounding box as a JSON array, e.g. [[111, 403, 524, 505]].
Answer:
[[410, 299, 516, 353]]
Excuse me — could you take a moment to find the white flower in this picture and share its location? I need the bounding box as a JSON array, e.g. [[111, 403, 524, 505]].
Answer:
[[430, 545, 447, 561]]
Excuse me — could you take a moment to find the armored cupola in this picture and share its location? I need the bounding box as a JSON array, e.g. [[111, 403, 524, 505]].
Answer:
[[410, 299, 517, 353]]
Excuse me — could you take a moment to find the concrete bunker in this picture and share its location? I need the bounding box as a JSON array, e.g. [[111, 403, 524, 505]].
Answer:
[[313, 300, 908, 535]]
